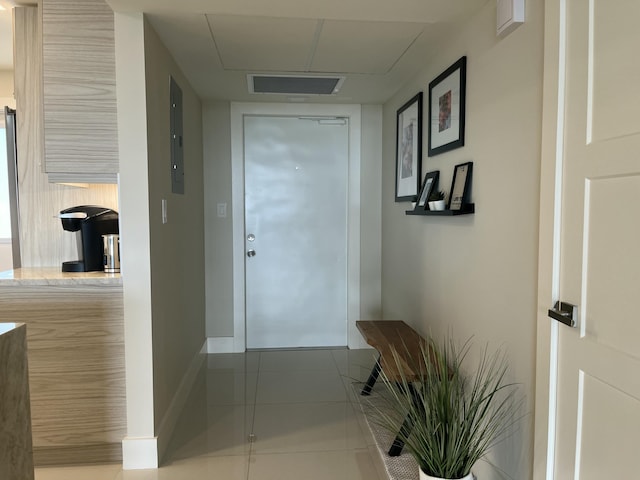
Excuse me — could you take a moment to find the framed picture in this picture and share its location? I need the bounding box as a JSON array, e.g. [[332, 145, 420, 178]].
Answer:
[[448, 162, 473, 210], [416, 170, 439, 210], [395, 92, 423, 202], [428, 56, 466, 157]]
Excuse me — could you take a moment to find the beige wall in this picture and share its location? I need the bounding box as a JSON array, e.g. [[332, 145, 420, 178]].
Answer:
[[115, 12, 205, 468], [360, 104, 383, 320], [0, 69, 14, 105], [203, 101, 234, 337], [381, 3, 543, 479], [115, 11, 155, 464], [0, 243, 12, 271], [143, 18, 205, 433], [0, 69, 15, 111]]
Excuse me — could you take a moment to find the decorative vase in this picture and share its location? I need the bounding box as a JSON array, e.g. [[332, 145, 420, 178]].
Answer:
[[419, 470, 474, 480], [433, 199, 446, 210]]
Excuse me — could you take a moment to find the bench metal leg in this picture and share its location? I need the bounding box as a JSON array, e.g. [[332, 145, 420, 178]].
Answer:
[[388, 383, 420, 457], [360, 355, 381, 396], [388, 413, 412, 456]]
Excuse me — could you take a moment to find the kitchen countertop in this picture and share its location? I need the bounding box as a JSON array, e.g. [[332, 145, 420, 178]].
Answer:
[[0, 268, 122, 286]]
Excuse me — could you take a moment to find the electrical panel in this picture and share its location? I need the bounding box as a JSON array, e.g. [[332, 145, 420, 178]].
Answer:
[[170, 76, 184, 194]]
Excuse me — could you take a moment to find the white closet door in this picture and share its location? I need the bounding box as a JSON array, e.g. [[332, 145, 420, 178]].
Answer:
[[543, 0, 640, 478]]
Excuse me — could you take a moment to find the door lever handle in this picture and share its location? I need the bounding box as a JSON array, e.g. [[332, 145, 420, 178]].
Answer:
[[548, 301, 577, 327], [247, 249, 256, 258]]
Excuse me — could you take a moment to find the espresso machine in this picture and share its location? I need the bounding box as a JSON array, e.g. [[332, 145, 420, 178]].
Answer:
[[59, 206, 119, 272]]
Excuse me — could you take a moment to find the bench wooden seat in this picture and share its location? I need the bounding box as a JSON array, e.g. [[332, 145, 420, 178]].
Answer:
[[356, 320, 426, 383], [356, 320, 431, 457]]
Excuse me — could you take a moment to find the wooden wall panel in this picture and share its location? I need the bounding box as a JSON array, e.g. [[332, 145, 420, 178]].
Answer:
[[0, 324, 34, 480], [0, 284, 125, 465], [41, 0, 119, 181]]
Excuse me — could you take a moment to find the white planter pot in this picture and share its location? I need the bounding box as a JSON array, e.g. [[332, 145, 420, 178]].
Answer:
[[433, 199, 446, 211], [419, 470, 474, 480], [428, 201, 435, 210]]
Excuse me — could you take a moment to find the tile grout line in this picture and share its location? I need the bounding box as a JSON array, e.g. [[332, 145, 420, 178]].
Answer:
[[246, 351, 261, 480]]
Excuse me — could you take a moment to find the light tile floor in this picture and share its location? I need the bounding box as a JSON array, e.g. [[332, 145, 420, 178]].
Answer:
[[34, 348, 386, 480]]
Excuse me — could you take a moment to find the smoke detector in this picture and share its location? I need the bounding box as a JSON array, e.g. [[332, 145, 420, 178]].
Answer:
[[248, 74, 345, 96]]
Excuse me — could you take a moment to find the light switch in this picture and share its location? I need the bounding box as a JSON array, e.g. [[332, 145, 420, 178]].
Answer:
[[162, 199, 168, 224], [217, 203, 227, 218]]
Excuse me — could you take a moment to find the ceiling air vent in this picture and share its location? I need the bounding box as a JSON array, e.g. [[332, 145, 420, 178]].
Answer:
[[248, 75, 345, 95]]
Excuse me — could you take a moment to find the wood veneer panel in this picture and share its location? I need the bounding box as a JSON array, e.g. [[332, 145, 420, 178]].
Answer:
[[0, 325, 34, 479], [34, 443, 121, 467], [41, 0, 119, 180], [0, 285, 125, 464], [13, 5, 118, 268]]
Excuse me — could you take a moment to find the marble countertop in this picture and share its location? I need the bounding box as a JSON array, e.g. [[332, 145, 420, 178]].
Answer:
[[0, 268, 122, 286]]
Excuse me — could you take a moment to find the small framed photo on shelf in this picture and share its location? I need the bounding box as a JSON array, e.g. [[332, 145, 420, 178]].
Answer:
[[449, 162, 473, 210], [428, 56, 466, 157], [416, 170, 439, 210], [395, 92, 423, 202]]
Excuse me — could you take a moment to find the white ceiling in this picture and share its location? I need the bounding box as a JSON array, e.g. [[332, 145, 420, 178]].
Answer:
[[1, 0, 491, 103]]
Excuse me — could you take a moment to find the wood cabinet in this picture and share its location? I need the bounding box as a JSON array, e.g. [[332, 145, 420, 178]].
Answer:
[[0, 280, 125, 466], [41, 0, 119, 183], [13, 6, 119, 269]]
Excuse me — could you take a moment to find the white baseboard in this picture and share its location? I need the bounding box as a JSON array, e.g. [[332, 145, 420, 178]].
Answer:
[[123, 340, 206, 469], [207, 336, 370, 352], [207, 336, 241, 353], [155, 340, 207, 464], [122, 436, 158, 470], [348, 333, 372, 350]]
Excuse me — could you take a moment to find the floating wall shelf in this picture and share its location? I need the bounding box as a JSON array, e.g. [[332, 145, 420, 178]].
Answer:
[[406, 204, 475, 216]]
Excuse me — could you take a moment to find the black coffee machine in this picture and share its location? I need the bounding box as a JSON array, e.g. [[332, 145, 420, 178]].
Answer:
[[60, 205, 119, 272]]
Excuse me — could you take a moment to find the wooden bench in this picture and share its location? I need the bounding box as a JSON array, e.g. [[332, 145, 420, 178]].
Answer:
[[356, 320, 432, 456], [356, 320, 427, 388]]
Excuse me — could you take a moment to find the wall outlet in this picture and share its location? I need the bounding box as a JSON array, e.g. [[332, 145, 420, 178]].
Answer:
[[217, 203, 227, 218]]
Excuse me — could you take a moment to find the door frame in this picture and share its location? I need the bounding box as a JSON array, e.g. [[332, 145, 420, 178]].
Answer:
[[534, 0, 565, 478], [230, 102, 362, 352]]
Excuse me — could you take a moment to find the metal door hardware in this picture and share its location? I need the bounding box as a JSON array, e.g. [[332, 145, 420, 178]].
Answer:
[[548, 301, 577, 327], [247, 249, 256, 258]]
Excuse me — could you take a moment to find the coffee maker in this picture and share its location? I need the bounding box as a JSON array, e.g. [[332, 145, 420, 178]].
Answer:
[[59, 206, 119, 272]]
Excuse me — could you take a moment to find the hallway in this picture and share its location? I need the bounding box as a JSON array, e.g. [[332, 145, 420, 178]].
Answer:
[[34, 349, 385, 480]]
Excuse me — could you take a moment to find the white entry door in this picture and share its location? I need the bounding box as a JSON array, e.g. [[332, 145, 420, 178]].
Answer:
[[244, 115, 348, 349], [547, 0, 640, 477]]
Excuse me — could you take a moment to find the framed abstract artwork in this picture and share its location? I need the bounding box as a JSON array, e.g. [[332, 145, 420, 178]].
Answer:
[[428, 56, 467, 156], [395, 92, 423, 202]]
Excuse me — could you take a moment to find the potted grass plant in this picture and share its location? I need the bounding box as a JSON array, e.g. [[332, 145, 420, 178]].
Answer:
[[368, 336, 522, 480]]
